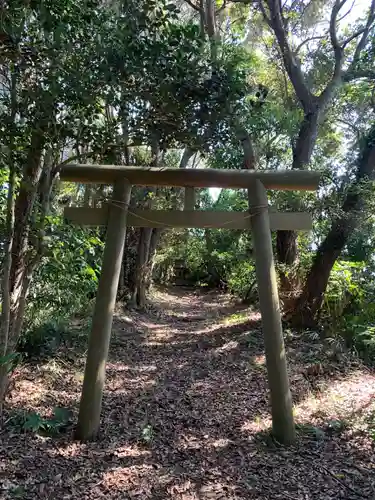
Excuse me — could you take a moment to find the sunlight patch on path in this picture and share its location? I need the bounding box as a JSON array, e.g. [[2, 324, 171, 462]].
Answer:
[[295, 370, 375, 424]]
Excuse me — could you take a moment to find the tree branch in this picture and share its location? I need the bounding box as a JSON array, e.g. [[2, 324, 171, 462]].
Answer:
[[179, 148, 196, 168], [294, 36, 325, 55], [217, 0, 228, 13], [183, 0, 204, 12], [262, 0, 313, 112], [342, 26, 369, 48], [318, 0, 350, 106], [337, 0, 356, 23], [349, 0, 375, 70], [258, 0, 272, 28], [54, 141, 147, 174], [329, 0, 346, 64]]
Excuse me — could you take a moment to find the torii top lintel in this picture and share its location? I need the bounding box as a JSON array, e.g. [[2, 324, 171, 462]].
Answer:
[[60, 164, 320, 191]]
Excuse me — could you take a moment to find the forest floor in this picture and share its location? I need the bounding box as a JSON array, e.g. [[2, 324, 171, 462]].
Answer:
[[1, 287, 375, 499]]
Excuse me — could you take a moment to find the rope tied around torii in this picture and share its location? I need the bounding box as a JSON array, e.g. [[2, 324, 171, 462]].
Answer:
[[106, 198, 269, 229]]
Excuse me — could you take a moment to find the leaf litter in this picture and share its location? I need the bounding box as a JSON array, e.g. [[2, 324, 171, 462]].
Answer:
[[0, 286, 374, 499]]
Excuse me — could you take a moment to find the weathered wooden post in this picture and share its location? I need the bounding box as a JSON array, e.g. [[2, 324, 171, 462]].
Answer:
[[248, 180, 295, 444], [75, 179, 132, 441]]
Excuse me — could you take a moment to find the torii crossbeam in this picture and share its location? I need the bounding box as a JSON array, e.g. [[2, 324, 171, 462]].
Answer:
[[61, 164, 320, 445]]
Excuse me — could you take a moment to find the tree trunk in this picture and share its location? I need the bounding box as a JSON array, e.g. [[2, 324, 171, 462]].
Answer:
[[0, 130, 45, 412], [145, 228, 163, 291], [132, 227, 153, 308], [275, 110, 321, 295], [276, 110, 320, 269], [292, 127, 375, 326], [292, 111, 319, 170], [0, 156, 16, 417], [149, 228, 163, 263], [83, 185, 93, 207], [205, 0, 218, 59], [276, 228, 299, 303], [131, 142, 161, 307], [9, 132, 45, 334]]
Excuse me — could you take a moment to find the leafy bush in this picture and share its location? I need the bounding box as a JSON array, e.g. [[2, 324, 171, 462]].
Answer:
[[26, 219, 103, 330], [16, 219, 102, 361], [228, 261, 257, 301], [9, 407, 73, 435], [17, 321, 69, 359], [322, 260, 375, 364], [0, 352, 22, 373], [345, 323, 375, 364], [322, 261, 366, 323]]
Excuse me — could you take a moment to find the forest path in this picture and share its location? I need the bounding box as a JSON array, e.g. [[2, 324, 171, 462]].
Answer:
[[1, 287, 375, 499]]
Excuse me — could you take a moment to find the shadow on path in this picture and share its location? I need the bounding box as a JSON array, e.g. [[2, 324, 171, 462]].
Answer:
[[1, 287, 374, 499]]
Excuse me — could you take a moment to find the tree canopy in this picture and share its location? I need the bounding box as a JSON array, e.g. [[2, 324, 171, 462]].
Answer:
[[1, 0, 375, 406]]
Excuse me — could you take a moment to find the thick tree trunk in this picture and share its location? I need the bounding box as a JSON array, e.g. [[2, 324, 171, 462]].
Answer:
[[205, 0, 218, 59], [292, 128, 375, 326], [275, 110, 321, 296], [263, 0, 344, 281], [119, 227, 137, 298], [276, 111, 320, 273], [131, 143, 161, 307], [292, 111, 319, 170], [276, 229, 298, 265], [239, 130, 257, 169], [291, 230, 343, 327]]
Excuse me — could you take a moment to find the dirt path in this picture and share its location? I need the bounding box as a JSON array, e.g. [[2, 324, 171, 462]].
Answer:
[[1, 287, 375, 499]]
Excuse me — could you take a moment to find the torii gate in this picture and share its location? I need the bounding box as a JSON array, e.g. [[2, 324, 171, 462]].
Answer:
[[61, 164, 320, 444]]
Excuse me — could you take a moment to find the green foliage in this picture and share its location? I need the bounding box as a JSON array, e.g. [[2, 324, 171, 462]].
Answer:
[[322, 261, 366, 323], [1, 0, 375, 374], [0, 352, 22, 373], [228, 262, 257, 301], [141, 424, 155, 443], [11, 216, 102, 360], [17, 321, 69, 359], [9, 407, 73, 435], [346, 324, 375, 364], [26, 219, 103, 328], [322, 260, 375, 364]]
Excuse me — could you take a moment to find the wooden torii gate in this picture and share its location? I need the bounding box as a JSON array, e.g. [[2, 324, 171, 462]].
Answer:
[[61, 164, 320, 444]]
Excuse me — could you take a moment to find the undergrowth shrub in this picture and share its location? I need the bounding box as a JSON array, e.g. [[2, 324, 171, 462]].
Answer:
[[17, 320, 90, 360], [228, 261, 257, 301], [17, 321, 70, 359], [9, 407, 73, 435], [18, 220, 103, 360], [322, 260, 375, 364]]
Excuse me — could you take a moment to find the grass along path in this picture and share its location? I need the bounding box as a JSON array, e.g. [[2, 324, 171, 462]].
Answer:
[[1, 287, 374, 499]]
